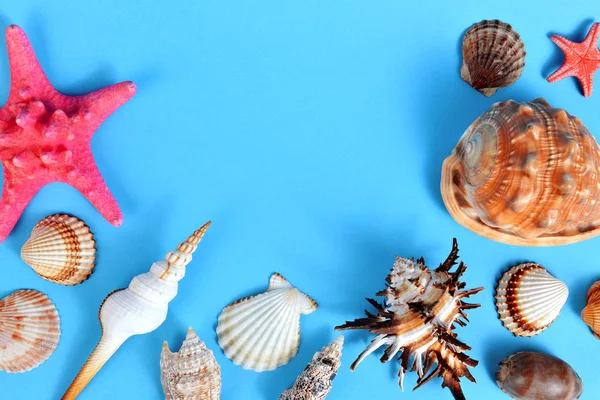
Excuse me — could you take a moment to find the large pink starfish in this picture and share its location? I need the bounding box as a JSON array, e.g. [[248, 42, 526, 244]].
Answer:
[[547, 22, 600, 97], [0, 25, 135, 242]]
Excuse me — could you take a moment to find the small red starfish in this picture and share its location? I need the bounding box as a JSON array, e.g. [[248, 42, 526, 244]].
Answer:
[[0, 25, 136, 242], [547, 22, 600, 97]]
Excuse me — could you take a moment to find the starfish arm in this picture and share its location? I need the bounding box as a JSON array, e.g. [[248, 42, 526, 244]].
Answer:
[[5, 25, 52, 101], [0, 175, 44, 242], [585, 23, 600, 53], [547, 64, 577, 82], [550, 34, 578, 53], [580, 73, 594, 97], [78, 81, 137, 134], [65, 155, 123, 226]]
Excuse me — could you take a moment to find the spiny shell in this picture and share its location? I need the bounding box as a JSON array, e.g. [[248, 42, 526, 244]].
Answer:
[[336, 239, 483, 400], [496, 263, 568, 337], [461, 20, 526, 96], [497, 352, 583, 399], [21, 214, 96, 285], [441, 98, 600, 246], [581, 281, 600, 338], [280, 336, 344, 400], [216, 273, 318, 372], [0, 290, 61, 373], [161, 328, 221, 400]]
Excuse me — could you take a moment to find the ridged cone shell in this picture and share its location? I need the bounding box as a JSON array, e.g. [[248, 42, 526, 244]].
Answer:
[[216, 273, 318, 372], [441, 98, 600, 246], [461, 20, 526, 96], [582, 281, 600, 339], [21, 214, 96, 285], [496, 263, 568, 337], [0, 290, 61, 373], [161, 328, 221, 400]]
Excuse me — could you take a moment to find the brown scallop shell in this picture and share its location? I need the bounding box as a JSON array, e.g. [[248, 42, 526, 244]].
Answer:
[[581, 281, 600, 339], [441, 98, 600, 246], [461, 20, 526, 96]]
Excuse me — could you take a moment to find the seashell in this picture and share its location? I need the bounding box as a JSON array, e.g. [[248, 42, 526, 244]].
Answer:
[[0, 289, 61, 373], [336, 239, 483, 400], [441, 98, 600, 246], [21, 214, 96, 285], [279, 336, 344, 400], [161, 327, 221, 400], [496, 262, 568, 337], [581, 281, 600, 338], [461, 20, 526, 96], [216, 273, 318, 372], [496, 352, 583, 400], [61, 221, 211, 400]]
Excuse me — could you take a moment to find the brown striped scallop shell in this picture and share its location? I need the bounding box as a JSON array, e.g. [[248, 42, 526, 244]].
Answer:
[[461, 20, 526, 96], [441, 98, 600, 246], [21, 214, 96, 285]]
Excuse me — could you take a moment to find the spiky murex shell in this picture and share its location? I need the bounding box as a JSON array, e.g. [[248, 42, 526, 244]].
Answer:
[[335, 239, 483, 400]]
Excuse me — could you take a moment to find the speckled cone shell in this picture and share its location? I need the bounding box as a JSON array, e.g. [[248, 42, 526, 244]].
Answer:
[[216, 273, 318, 372], [496, 263, 568, 337], [0, 290, 60, 373], [161, 328, 221, 400], [461, 20, 526, 96], [441, 98, 600, 246], [61, 221, 211, 400], [581, 281, 600, 339], [279, 336, 344, 400], [21, 214, 96, 285]]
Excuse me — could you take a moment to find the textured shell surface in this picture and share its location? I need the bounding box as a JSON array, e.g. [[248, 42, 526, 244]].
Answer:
[[581, 281, 600, 339], [496, 352, 583, 400], [441, 98, 600, 246], [279, 336, 344, 400], [161, 327, 221, 400], [335, 239, 484, 400], [0, 290, 61, 373], [62, 222, 211, 400], [216, 273, 318, 372], [460, 20, 526, 96], [496, 262, 568, 337], [21, 214, 96, 285]]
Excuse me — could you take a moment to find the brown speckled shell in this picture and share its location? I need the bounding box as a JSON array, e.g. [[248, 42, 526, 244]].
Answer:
[[461, 20, 526, 96], [441, 98, 600, 246], [581, 281, 600, 339]]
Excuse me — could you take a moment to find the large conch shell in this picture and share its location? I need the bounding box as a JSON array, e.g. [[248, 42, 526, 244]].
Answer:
[[21, 214, 96, 285], [335, 239, 483, 400], [441, 98, 600, 246], [279, 336, 344, 400], [496, 262, 568, 337], [0, 289, 61, 373], [581, 281, 600, 339], [461, 20, 526, 96], [61, 221, 211, 399], [161, 327, 221, 400], [216, 273, 318, 372]]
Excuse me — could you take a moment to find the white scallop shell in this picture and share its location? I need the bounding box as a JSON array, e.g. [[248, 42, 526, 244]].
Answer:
[[216, 273, 318, 372], [21, 214, 96, 285], [161, 327, 221, 400], [0, 290, 61, 373], [495, 262, 568, 337]]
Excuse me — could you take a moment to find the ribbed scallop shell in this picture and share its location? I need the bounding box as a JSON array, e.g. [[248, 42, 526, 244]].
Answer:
[[496, 263, 568, 337], [581, 281, 600, 339], [21, 214, 96, 285], [441, 98, 600, 246], [461, 20, 526, 96], [0, 290, 61, 373], [216, 273, 318, 372], [280, 336, 344, 400], [161, 328, 221, 400]]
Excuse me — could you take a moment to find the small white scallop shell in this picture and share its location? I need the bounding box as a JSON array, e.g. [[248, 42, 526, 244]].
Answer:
[[161, 327, 221, 400], [21, 214, 96, 285], [495, 262, 568, 337], [216, 273, 318, 372], [0, 290, 61, 373]]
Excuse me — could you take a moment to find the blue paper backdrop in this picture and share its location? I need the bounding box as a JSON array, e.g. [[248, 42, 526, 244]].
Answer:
[[1, 1, 599, 399]]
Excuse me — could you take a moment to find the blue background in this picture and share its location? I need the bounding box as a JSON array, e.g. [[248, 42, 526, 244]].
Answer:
[[0, 1, 599, 399]]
